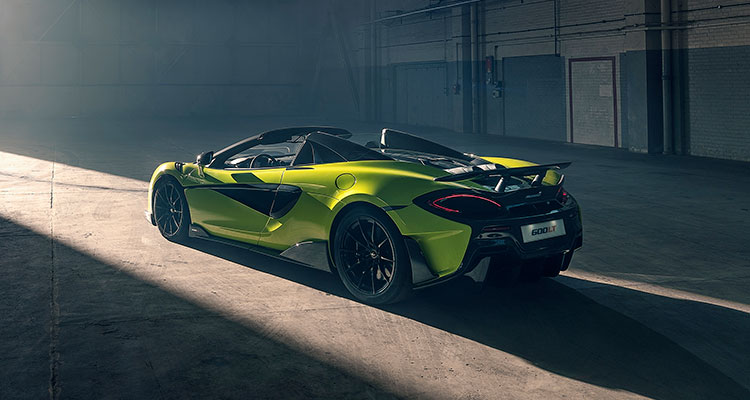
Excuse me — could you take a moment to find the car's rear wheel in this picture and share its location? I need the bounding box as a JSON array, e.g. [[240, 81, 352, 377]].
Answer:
[[333, 207, 411, 304], [153, 178, 190, 242]]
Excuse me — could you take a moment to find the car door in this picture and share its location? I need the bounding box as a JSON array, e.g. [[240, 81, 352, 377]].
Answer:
[[184, 164, 284, 246], [257, 141, 344, 250]]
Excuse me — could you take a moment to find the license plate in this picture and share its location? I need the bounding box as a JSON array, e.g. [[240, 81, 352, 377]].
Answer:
[[521, 219, 566, 243]]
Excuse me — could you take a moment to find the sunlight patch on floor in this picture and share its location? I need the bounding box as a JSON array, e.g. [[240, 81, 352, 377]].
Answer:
[[563, 269, 749, 314], [0, 149, 662, 399]]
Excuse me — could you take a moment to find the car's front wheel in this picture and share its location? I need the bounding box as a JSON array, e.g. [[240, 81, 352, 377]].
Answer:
[[333, 207, 411, 304], [153, 178, 190, 242]]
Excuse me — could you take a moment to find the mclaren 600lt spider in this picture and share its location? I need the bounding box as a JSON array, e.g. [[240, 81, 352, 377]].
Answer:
[[146, 127, 583, 304]]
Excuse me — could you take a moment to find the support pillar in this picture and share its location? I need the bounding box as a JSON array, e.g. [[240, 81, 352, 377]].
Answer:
[[622, 0, 663, 153]]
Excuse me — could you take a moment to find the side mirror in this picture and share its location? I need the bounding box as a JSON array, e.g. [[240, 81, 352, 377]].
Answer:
[[364, 140, 380, 149], [196, 151, 214, 166]]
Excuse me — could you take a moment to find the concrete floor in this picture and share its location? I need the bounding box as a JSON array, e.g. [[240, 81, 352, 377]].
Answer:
[[1, 118, 749, 399]]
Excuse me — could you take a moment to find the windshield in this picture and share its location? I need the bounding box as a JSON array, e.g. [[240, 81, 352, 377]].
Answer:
[[223, 135, 306, 168]]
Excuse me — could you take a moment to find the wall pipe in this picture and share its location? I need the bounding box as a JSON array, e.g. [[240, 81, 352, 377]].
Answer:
[[662, 0, 673, 154], [471, 3, 480, 134], [367, 0, 481, 24], [554, 0, 560, 55]]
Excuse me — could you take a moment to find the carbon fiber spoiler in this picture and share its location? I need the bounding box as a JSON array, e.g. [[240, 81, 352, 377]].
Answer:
[[434, 162, 572, 183]]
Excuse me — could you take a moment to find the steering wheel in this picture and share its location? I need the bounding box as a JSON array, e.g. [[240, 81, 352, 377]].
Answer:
[[250, 153, 278, 168]]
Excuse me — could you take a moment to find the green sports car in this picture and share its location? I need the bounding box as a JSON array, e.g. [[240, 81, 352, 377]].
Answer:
[[146, 127, 583, 304]]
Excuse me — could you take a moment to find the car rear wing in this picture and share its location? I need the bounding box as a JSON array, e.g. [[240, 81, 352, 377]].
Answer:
[[434, 162, 571, 191]]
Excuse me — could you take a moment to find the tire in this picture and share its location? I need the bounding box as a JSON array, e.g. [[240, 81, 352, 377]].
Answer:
[[332, 206, 411, 305], [152, 178, 190, 242]]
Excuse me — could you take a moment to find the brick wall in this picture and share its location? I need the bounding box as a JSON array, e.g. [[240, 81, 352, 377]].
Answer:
[[674, 0, 750, 49], [671, 1, 750, 160], [685, 45, 750, 160], [356, 0, 750, 161], [5, 0, 748, 161], [482, 0, 557, 58]]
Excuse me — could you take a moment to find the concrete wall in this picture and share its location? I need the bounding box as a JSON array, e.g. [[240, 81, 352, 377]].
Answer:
[[2, 0, 750, 162], [354, 0, 750, 162], [0, 0, 309, 118]]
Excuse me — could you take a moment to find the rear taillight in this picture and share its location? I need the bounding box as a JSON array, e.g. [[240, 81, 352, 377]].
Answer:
[[557, 187, 570, 204], [425, 193, 503, 218]]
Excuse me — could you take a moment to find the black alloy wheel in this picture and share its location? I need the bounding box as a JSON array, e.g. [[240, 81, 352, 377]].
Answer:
[[334, 207, 411, 304], [153, 179, 190, 242]]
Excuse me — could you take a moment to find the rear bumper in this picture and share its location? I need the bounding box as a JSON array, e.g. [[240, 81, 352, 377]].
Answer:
[[468, 205, 582, 265], [413, 203, 582, 288]]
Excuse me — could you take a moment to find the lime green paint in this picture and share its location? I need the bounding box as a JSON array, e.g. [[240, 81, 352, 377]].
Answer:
[[185, 188, 266, 243], [148, 154, 553, 279], [480, 156, 563, 186], [186, 167, 284, 244], [479, 156, 536, 168], [335, 173, 356, 190], [386, 204, 471, 277]]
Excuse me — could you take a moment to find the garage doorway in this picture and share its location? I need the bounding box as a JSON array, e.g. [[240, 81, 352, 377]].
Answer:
[[568, 57, 618, 147], [394, 63, 449, 129], [503, 55, 566, 141]]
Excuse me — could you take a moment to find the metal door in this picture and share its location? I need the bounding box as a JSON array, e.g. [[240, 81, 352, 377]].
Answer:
[[394, 63, 448, 129], [569, 57, 618, 147]]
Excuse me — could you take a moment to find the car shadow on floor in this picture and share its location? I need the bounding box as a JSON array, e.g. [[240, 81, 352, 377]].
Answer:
[[0, 216, 399, 400], [183, 238, 750, 400], [3, 118, 749, 306]]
